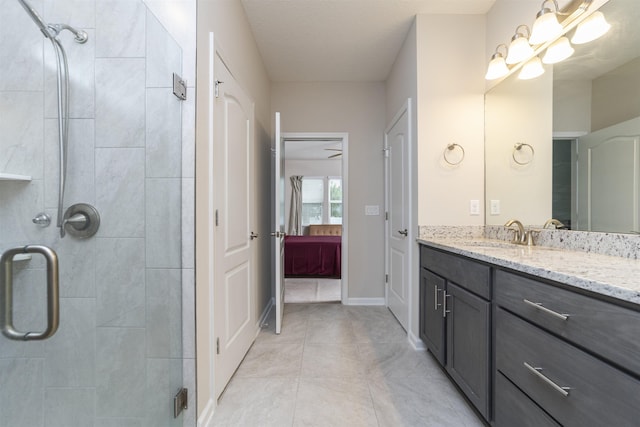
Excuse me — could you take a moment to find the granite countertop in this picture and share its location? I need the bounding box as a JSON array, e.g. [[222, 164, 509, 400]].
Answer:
[[418, 237, 640, 306]]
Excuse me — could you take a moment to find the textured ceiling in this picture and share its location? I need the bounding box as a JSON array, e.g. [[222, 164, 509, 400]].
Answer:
[[240, 0, 497, 82]]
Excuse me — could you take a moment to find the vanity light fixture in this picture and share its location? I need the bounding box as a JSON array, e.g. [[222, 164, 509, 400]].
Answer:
[[485, 44, 509, 80], [506, 25, 534, 64], [518, 56, 545, 80], [485, 0, 604, 81], [529, 0, 564, 45], [542, 36, 574, 64], [571, 11, 611, 44]]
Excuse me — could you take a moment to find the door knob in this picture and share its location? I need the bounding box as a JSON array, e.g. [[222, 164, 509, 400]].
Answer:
[[398, 229, 408, 236], [250, 232, 259, 240]]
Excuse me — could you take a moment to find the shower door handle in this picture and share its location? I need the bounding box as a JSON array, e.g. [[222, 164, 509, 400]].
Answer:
[[1, 245, 60, 341]]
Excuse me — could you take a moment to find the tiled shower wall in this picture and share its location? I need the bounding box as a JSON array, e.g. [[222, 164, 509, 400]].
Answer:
[[0, 0, 196, 425]]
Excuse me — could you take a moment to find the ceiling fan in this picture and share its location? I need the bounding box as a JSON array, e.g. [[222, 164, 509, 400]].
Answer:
[[324, 148, 342, 158]]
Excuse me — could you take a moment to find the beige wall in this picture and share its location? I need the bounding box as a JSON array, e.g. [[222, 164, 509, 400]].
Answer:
[[195, 0, 272, 420], [485, 70, 553, 225], [272, 82, 387, 300], [592, 57, 640, 131], [416, 14, 486, 226], [554, 78, 592, 133]]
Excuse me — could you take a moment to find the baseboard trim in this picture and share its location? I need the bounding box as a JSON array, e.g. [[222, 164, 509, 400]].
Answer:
[[197, 398, 216, 427], [344, 297, 386, 306], [408, 330, 426, 351]]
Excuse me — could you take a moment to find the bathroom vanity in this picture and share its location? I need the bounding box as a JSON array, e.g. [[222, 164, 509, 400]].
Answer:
[[418, 238, 640, 426]]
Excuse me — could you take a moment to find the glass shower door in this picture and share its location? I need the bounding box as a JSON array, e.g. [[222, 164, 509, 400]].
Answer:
[[0, 0, 185, 425]]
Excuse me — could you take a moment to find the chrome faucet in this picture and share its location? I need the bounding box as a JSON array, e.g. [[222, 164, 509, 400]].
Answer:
[[504, 219, 525, 244]]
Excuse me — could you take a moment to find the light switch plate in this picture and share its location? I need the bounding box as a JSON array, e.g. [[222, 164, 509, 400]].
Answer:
[[490, 199, 501, 215], [470, 200, 480, 215], [365, 205, 379, 216]]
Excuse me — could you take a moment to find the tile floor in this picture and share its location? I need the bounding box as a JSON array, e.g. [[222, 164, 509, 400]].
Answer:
[[211, 303, 485, 426], [284, 278, 341, 303]]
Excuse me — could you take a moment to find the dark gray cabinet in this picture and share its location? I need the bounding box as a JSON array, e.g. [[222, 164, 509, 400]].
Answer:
[[419, 243, 640, 426], [494, 269, 640, 426], [419, 267, 445, 364], [419, 246, 491, 420], [446, 282, 490, 419]]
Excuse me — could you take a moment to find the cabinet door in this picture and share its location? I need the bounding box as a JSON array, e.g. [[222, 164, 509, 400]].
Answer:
[[419, 268, 445, 365], [446, 282, 490, 420]]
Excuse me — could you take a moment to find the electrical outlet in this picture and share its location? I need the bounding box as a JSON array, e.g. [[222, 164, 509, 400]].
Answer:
[[490, 200, 501, 215], [470, 199, 480, 215]]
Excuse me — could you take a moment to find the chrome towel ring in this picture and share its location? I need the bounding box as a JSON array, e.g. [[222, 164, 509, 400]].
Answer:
[[444, 143, 465, 165], [513, 143, 534, 165]]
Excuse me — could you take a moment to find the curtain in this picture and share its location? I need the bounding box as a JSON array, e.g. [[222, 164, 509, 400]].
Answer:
[[288, 175, 303, 235]]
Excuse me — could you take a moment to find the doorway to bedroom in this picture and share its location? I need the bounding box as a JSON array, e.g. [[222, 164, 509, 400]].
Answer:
[[282, 133, 348, 304]]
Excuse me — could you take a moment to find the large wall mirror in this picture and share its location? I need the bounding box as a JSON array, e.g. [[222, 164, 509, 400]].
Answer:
[[485, 0, 640, 233]]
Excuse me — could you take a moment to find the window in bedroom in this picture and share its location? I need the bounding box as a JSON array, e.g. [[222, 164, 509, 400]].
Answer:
[[301, 177, 343, 226], [302, 178, 323, 225], [329, 178, 342, 224]]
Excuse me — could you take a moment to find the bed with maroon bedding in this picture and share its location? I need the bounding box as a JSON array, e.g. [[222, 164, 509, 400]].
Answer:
[[284, 235, 342, 278]]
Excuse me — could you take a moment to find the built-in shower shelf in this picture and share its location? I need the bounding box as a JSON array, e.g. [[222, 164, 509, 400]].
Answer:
[[12, 254, 32, 262], [0, 173, 32, 181]]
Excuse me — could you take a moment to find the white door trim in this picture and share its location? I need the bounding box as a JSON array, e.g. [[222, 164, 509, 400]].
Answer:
[[280, 132, 349, 303]]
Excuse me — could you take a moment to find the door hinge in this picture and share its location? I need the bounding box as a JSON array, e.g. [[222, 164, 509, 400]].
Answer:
[[383, 147, 390, 158], [385, 274, 389, 283], [216, 337, 220, 354], [173, 388, 188, 418], [215, 209, 219, 226], [173, 73, 187, 100], [215, 80, 223, 98], [385, 212, 389, 221]]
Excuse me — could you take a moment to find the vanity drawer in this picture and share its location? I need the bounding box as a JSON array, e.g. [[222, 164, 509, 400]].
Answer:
[[494, 269, 640, 376], [494, 371, 559, 427], [421, 246, 490, 299], [496, 308, 640, 426]]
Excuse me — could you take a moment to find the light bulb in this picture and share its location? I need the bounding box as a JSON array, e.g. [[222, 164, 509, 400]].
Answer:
[[530, 8, 563, 45], [518, 57, 545, 80], [572, 11, 611, 44], [485, 54, 509, 80], [542, 37, 575, 64], [506, 35, 534, 64]]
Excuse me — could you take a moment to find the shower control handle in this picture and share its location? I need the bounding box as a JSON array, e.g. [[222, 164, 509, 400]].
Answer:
[[61, 203, 100, 239]]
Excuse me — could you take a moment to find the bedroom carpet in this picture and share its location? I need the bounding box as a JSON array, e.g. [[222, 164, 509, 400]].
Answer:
[[284, 278, 341, 303], [211, 303, 484, 426]]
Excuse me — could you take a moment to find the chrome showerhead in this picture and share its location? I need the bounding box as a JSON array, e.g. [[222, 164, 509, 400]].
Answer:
[[17, 0, 88, 43], [47, 23, 88, 44]]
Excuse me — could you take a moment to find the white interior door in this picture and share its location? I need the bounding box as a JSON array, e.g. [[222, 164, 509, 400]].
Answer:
[[273, 112, 285, 334], [385, 100, 411, 331], [577, 117, 640, 233], [213, 53, 256, 398]]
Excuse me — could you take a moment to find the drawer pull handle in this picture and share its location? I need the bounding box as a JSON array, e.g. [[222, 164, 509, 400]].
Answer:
[[524, 362, 571, 397], [443, 293, 451, 318], [523, 299, 570, 321], [434, 285, 442, 311]]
